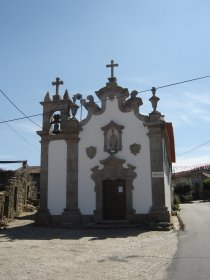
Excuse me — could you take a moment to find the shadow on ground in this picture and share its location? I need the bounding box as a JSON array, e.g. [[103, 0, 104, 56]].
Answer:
[[0, 213, 147, 241]]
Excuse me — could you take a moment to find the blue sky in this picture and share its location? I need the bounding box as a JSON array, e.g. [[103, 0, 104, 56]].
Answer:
[[0, 0, 210, 171]]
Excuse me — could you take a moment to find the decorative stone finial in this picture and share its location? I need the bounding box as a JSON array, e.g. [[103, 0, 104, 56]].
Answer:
[[68, 93, 82, 119], [52, 77, 63, 96], [44, 91, 51, 101], [63, 89, 70, 100], [72, 93, 82, 103], [149, 87, 160, 112], [87, 95, 95, 104], [70, 103, 79, 119], [131, 90, 138, 98], [106, 59, 118, 86]]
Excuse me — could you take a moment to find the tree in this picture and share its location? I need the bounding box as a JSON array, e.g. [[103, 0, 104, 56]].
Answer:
[[173, 180, 193, 202], [203, 178, 210, 190]]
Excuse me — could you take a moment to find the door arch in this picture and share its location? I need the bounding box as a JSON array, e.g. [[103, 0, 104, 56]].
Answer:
[[91, 155, 137, 222]]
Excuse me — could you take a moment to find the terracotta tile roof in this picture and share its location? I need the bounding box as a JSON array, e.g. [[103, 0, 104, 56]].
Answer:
[[165, 122, 176, 163]]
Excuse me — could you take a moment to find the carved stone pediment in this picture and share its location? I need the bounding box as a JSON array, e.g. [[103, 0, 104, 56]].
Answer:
[[101, 121, 124, 155], [86, 146, 97, 159], [91, 155, 136, 181], [130, 143, 141, 155]]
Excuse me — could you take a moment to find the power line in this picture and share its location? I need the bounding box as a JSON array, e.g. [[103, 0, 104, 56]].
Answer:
[[177, 140, 210, 157], [0, 74, 210, 157], [0, 114, 42, 124], [147, 75, 210, 92], [0, 115, 40, 152], [89, 74, 210, 104], [0, 74, 210, 124], [0, 89, 41, 128]]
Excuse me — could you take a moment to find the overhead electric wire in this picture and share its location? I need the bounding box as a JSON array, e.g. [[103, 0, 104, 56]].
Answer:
[[87, 74, 210, 104], [145, 75, 210, 92], [0, 89, 41, 128], [0, 74, 210, 124], [0, 115, 40, 152], [0, 113, 42, 124], [177, 140, 210, 157], [0, 74, 210, 157]]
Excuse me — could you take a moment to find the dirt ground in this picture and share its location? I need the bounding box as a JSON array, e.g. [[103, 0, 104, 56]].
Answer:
[[0, 213, 178, 280]]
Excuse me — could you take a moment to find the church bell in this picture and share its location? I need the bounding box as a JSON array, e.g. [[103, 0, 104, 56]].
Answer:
[[51, 114, 61, 134]]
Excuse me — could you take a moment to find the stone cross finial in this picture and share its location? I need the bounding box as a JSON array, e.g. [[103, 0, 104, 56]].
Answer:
[[106, 60, 118, 79], [149, 87, 160, 112], [52, 77, 64, 95]]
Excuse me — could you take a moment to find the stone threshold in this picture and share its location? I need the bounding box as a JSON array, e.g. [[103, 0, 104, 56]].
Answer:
[[88, 220, 174, 231]]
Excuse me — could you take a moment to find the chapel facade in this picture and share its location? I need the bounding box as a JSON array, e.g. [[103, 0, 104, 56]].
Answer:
[[35, 61, 175, 227]]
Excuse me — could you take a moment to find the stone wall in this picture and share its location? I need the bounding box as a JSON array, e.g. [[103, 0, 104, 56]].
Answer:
[[0, 168, 37, 220], [0, 192, 5, 221]]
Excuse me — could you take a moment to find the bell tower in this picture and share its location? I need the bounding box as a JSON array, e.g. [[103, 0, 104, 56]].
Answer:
[[35, 77, 82, 226]]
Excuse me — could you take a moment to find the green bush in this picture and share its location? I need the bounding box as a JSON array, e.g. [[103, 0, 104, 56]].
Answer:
[[173, 183, 193, 202], [192, 183, 200, 199], [172, 194, 180, 211], [203, 178, 210, 190]]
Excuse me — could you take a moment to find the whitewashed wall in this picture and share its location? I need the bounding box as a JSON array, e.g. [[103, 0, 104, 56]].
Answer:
[[78, 97, 152, 215], [163, 141, 172, 212], [48, 140, 67, 215]]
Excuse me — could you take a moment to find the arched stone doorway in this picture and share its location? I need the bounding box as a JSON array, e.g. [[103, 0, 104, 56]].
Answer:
[[91, 156, 137, 222]]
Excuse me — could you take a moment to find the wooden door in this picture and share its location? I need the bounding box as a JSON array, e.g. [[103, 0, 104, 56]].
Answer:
[[103, 179, 126, 220]]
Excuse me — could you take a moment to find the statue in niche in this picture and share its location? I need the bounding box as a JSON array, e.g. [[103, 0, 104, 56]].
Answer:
[[108, 129, 119, 153], [101, 121, 124, 155]]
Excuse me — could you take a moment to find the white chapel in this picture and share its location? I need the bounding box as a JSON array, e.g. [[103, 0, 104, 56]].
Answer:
[[35, 61, 175, 227]]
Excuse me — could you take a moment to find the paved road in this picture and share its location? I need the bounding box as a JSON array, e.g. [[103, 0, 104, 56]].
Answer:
[[166, 201, 210, 280]]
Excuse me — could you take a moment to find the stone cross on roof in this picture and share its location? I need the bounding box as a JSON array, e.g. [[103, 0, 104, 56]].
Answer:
[[52, 77, 63, 96], [106, 60, 118, 79]]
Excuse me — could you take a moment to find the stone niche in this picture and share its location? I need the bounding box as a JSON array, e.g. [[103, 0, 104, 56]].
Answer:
[[101, 121, 124, 155]]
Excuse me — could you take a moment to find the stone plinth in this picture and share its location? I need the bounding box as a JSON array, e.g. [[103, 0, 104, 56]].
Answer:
[[35, 209, 51, 226], [149, 206, 171, 222], [61, 209, 82, 227]]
